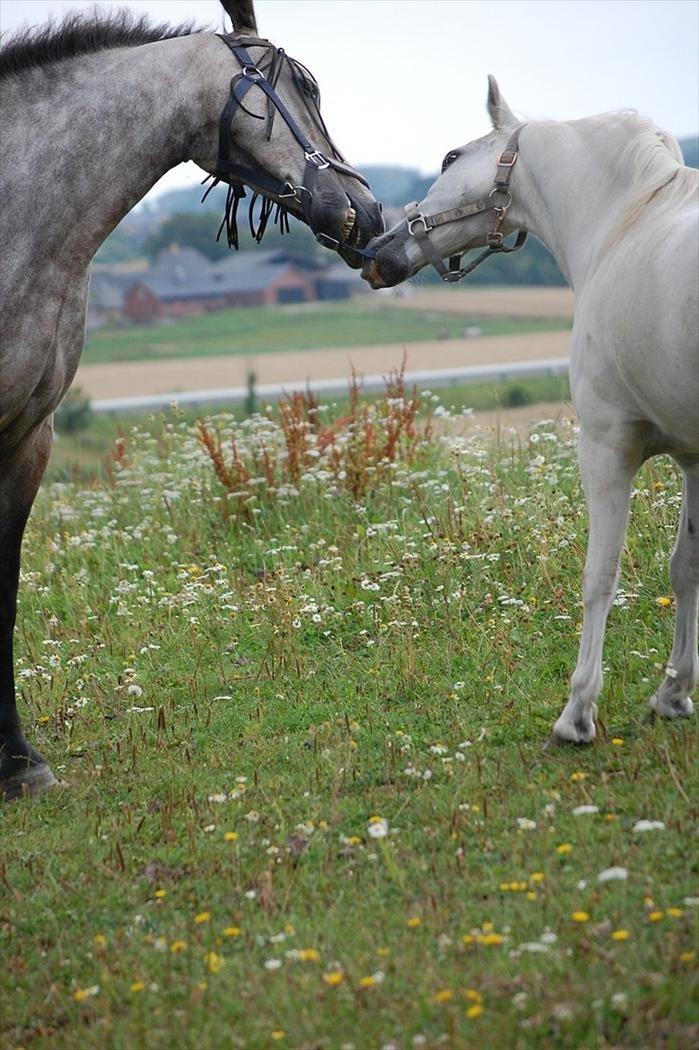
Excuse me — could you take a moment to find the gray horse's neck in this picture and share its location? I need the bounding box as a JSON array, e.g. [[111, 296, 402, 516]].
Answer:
[[1, 34, 228, 281]]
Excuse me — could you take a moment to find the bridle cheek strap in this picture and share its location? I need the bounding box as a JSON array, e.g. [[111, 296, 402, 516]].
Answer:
[[406, 125, 529, 283]]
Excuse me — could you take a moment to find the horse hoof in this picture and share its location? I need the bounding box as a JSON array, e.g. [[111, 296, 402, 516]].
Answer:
[[0, 763, 58, 802], [648, 693, 694, 720], [543, 731, 594, 753]]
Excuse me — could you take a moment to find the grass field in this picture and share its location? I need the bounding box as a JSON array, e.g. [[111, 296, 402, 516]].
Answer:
[[3, 382, 696, 1049], [83, 303, 569, 365]]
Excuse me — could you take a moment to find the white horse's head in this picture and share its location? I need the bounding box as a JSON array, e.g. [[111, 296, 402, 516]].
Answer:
[[362, 77, 521, 287]]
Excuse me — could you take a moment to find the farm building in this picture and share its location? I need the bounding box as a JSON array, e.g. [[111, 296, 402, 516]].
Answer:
[[88, 245, 365, 325]]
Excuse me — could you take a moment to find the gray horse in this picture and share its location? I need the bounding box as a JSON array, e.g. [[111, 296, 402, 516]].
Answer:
[[0, 0, 382, 799]]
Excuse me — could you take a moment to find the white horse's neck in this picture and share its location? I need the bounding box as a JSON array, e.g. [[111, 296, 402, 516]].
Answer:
[[0, 34, 229, 274], [508, 117, 679, 293]]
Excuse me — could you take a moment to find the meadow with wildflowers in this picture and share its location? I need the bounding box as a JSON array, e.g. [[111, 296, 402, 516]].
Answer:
[[2, 375, 696, 1049]]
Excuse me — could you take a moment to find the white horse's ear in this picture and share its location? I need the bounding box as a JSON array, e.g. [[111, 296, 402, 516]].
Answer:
[[487, 75, 516, 130]]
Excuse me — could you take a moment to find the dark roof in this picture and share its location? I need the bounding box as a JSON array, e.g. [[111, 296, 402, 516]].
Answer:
[[138, 263, 309, 301], [0, 10, 200, 81]]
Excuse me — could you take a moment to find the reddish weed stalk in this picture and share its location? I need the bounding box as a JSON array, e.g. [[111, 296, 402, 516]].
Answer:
[[197, 360, 433, 510]]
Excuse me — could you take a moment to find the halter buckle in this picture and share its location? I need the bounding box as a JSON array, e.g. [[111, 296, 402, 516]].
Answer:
[[486, 231, 504, 249], [406, 212, 431, 236], [305, 150, 330, 170], [497, 149, 518, 167], [442, 270, 464, 284], [278, 182, 300, 200]]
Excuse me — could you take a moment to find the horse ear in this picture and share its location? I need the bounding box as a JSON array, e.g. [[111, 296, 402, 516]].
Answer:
[[219, 0, 258, 33], [487, 75, 516, 130]]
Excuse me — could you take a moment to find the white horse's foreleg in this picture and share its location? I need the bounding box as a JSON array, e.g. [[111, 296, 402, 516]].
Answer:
[[550, 431, 641, 744], [649, 462, 698, 719]]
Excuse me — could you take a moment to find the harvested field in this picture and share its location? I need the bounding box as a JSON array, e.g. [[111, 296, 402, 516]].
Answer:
[[381, 285, 575, 318]]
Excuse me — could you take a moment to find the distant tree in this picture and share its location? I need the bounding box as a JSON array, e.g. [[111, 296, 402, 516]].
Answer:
[[143, 209, 321, 262]]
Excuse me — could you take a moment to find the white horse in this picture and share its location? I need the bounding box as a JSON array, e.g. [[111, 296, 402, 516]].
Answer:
[[363, 78, 699, 745]]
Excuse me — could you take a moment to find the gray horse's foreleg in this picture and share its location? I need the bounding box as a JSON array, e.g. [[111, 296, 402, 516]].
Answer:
[[550, 431, 641, 745], [0, 420, 57, 800], [649, 461, 698, 719]]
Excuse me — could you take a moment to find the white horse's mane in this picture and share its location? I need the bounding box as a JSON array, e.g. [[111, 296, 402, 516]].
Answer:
[[585, 111, 696, 247]]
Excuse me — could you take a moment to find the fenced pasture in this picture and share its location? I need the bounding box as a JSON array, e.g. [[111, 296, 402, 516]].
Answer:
[[3, 380, 696, 1049]]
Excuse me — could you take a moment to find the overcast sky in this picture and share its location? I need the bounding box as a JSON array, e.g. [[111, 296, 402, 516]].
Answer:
[[2, 0, 697, 201]]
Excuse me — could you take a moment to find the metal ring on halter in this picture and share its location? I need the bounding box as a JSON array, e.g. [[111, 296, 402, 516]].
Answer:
[[407, 213, 430, 236], [278, 182, 300, 200], [242, 65, 263, 80], [305, 150, 330, 170], [488, 187, 512, 209]]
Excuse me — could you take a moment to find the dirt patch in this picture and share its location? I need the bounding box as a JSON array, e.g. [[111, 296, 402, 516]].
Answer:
[[74, 330, 571, 399]]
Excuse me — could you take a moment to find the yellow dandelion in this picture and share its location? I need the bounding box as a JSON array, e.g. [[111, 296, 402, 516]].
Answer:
[[611, 929, 630, 941], [656, 596, 672, 607], [298, 948, 320, 962], [462, 934, 474, 945], [130, 981, 145, 994], [73, 985, 99, 1002], [477, 933, 504, 946], [556, 843, 573, 854], [358, 975, 376, 989], [170, 940, 186, 953], [346, 835, 362, 845], [433, 989, 454, 1004], [206, 951, 225, 974], [376, 947, 390, 957], [271, 1031, 286, 1041], [526, 891, 538, 901], [605, 814, 617, 822], [648, 910, 664, 922], [666, 907, 684, 918], [224, 831, 239, 842], [680, 951, 695, 963], [153, 889, 166, 899], [466, 1004, 484, 1019], [406, 917, 421, 928], [463, 989, 482, 1003], [530, 872, 545, 883], [222, 926, 241, 938], [93, 934, 107, 947], [194, 912, 211, 924], [570, 771, 587, 782], [611, 737, 624, 746], [571, 911, 590, 923], [481, 921, 494, 932], [323, 971, 344, 987]]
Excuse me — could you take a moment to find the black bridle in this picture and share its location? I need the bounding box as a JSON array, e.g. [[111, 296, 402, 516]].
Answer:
[[404, 125, 529, 282], [203, 34, 378, 258]]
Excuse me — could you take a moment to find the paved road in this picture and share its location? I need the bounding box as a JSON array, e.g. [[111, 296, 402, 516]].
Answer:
[[75, 329, 571, 399]]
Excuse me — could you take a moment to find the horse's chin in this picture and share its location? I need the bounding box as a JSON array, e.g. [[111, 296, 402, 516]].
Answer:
[[362, 247, 413, 289]]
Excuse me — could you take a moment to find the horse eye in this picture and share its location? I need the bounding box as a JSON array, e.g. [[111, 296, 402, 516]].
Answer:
[[442, 151, 459, 172]]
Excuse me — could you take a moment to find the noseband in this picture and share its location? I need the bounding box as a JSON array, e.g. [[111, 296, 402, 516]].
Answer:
[[204, 34, 377, 258], [404, 125, 529, 283]]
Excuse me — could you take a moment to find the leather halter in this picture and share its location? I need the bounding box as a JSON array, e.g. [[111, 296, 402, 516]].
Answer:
[[404, 125, 529, 282], [206, 34, 377, 257]]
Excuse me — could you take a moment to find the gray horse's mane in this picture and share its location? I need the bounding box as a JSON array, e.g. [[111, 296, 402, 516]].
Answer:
[[0, 9, 202, 81]]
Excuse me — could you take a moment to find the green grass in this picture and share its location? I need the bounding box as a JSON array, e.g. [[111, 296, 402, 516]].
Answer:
[[83, 303, 569, 364], [3, 396, 696, 1049]]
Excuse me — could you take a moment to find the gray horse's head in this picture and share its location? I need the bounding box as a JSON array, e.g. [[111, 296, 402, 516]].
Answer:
[[362, 78, 520, 286], [192, 0, 382, 267]]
